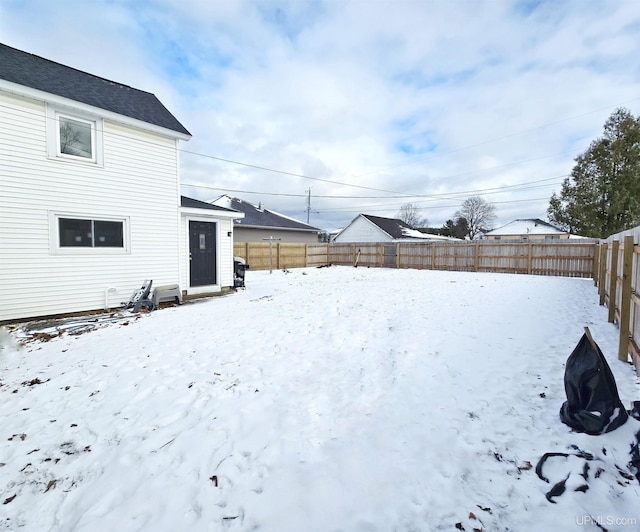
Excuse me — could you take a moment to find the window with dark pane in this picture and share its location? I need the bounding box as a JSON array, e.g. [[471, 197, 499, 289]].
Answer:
[[58, 218, 124, 248], [59, 218, 92, 247], [94, 221, 124, 247]]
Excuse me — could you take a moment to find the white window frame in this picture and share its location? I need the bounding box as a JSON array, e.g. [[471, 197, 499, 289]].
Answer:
[[49, 212, 130, 255], [46, 105, 104, 166]]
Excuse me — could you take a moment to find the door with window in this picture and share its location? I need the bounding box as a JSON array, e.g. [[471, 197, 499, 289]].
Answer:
[[189, 221, 216, 287]]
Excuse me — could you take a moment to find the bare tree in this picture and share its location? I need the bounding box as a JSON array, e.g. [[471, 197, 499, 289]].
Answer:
[[397, 202, 428, 228], [59, 120, 82, 155], [454, 196, 496, 239]]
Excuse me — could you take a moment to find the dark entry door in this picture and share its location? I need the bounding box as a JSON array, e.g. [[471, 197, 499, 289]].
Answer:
[[189, 221, 216, 286]]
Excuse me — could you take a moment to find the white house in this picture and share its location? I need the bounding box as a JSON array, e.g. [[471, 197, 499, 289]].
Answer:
[[333, 214, 458, 243], [0, 43, 240, 322], [483, 218, 570, 241]]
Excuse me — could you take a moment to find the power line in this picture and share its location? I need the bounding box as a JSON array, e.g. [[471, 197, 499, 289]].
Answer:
[[316, 196, 552, 213], [180, 174, 565, 201], [0, 95, 629, 197], [349, 97, 640, 178]]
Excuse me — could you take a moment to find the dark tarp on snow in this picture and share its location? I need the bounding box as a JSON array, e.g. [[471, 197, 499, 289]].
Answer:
[[559, 329, 628, 435]]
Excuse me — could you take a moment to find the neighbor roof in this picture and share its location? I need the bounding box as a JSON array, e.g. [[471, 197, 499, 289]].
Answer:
[[361, 214, 432, 240], [213, 196, 321, 232], [0, 43, 191, 137], [485, 218, 567, 236]]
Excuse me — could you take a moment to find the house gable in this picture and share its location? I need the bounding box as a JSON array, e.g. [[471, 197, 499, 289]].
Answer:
[[334, 214, 437, 243], [0, 43, 190, 138]]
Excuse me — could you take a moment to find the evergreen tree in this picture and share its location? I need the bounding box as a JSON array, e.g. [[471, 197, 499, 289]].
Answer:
[[440, 217, 469, 239], [548, 108, 640, 238]]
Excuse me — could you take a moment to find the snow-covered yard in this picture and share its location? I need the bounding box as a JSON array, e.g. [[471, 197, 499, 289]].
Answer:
[[1, 267, 639, 531]]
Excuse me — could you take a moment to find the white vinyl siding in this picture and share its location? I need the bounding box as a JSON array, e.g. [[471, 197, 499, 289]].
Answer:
[[0, 90, 182, 321], [333, 216, 392, 243], [233, 227, 320, 244]]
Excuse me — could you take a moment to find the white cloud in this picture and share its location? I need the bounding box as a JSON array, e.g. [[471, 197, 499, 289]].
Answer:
[[2, 0, 640, 230]]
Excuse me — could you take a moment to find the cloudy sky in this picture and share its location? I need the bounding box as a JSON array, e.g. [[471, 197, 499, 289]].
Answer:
[[2, 0, 640, 231]]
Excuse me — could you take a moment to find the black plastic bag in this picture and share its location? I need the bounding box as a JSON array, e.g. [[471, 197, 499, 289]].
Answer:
[[559, 328, 628, 435]]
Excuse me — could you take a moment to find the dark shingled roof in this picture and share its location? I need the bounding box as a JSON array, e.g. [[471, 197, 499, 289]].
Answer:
[[223, 197, 321, 231], [361, 214, 414, 239], [0, 43, 190, 137], [181, 196, 238, 213]]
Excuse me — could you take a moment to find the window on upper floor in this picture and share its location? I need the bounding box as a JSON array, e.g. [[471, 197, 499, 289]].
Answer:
[[46, 105, 104, 165], [58, 116, 94, 159]]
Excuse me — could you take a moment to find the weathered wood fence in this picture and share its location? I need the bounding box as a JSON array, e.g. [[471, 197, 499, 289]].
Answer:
[[595, 235, 640, 373], [235, 240, 597, 276]]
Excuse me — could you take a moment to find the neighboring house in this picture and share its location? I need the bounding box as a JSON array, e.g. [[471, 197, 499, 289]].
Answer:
[[211, 195, 322, 244], [333, 214, 458, 243], [0, 43, 240, 322], [483, 218, 570, 241]]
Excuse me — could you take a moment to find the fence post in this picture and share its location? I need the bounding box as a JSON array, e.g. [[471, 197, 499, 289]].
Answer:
[[592, 242, 599, 285], [598, 243, 607, 306], [527, 243, 533, 275], [618, 235, 634, 361], [608, 240, 619, 323], [431, 244, 436, 270], [396, 243, 400, 269], [474, 242, 480, 272]]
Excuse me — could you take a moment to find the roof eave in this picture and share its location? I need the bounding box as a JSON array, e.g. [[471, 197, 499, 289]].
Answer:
[[0, 79, 192, 141], [181, 206, 244, 219]]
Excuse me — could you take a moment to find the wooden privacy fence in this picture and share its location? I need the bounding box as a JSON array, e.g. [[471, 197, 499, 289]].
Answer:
[[235, 238, 640, 374], [235, 240, 597, 277], [596, 235, 640, 373]]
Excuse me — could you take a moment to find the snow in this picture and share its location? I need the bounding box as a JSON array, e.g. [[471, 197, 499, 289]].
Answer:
[[399, 228, 459, 241], [1, 267, 639, 531], [487, 219, 565, 236]]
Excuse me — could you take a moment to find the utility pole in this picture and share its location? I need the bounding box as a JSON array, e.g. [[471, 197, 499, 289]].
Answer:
[[306, 188, 311, 224]]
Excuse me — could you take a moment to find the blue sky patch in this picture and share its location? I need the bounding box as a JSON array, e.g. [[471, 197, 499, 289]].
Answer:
[[395, 131, 438, 156]]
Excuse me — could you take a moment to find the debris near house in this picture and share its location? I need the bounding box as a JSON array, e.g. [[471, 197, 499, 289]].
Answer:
[[13, 312, 139, 344], [125, 280, 156, 312]]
